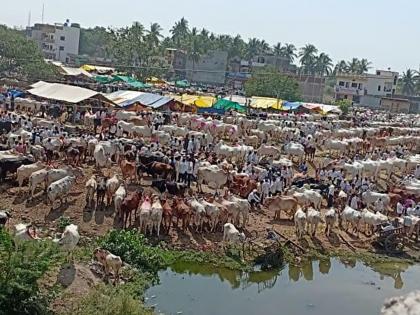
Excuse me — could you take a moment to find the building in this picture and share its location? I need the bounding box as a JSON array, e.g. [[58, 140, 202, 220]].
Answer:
[[165, 48, 187, 80], [230, 55, 297, 74], [335, 70, 398, 104], [380, 97, 410, 113], [26, 20, 80, 63], [185, 50, 228, 86]]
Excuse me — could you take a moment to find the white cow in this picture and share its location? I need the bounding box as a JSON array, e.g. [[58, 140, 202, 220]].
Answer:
[[16, 162, 45, 187], [187, 198, 207, 232], [325, 208, 338, 236], [85, 175, 97, 207], [340, 206, 362, 235], [114, 184, 126, 218], [306, 208, 322, 236], [150, 196, 163, 236], [359, 209, 388, 235], [222, 223, 245, 248], [294, 208, 307, 238], [47, 176, 75, 207], [94, 144, 112, 168], [54, 224, 80, 262], [106, 174, 120, 206], [362, 190, 390, 209]]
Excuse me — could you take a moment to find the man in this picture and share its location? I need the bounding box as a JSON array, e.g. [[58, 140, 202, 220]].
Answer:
[[396, 201, 404, 217], [261, 179, 270, 203], [179, 157, 187, 183], [350, 194, 360, 210], [248, 189, 261, 210], [415, 165, 420, 179], [327, 184, 335, 208]]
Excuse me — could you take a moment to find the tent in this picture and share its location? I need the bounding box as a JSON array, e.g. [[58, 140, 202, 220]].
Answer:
[[94, 75, 115, 84], [282, 101, 302, 111], [81, 64, 115, 74], [60, 66, 92, 78], [173, 94, 215, 108], [250, 97, 282, 110], [105, 90, 173, 110], [28, 82, 113, 104], [175, 80, 190, 88], [213, 99, 246, 113]]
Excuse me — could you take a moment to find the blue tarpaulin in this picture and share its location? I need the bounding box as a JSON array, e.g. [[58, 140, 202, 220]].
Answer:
[[282, 101, 302, 110]]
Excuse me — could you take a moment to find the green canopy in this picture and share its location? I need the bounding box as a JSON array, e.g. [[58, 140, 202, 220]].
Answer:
[[213, 99, 246, 113], [175, 80, 190, 88], [94, 75, 115, 84]]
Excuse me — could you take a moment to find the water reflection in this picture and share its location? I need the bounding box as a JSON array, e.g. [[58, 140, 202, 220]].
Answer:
[[170, 257, 411, 291]]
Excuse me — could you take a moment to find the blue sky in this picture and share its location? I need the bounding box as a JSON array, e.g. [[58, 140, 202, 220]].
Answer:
[[2, 0, 419, 73]]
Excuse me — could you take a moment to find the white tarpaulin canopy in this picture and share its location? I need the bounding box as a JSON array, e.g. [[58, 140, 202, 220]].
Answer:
[[60, 66, 93, 78], [28, 82, 106, 104]]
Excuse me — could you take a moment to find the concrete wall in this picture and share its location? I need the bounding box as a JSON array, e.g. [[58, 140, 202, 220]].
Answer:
[[185, 50, 228, 85], [359, 95, 381, 108], [54, 26, 80, 62]]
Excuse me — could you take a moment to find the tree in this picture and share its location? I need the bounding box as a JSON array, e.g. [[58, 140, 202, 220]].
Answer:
[[79, 27, 112, 58], [335, 99, 352, 115], [299, 44, 318, 74], [273, 42, 283, 56], [146, 23, 163, 48], [401, 69, 416, 96], [0, 229, 60, 315], [170, 17, 190, 48], [359, 58, 371, 73], [245, 38, 261, 66], [0, 25, 57, 80], [315, 52, 333, 76], [282, 43, 297, 63], [334, 60, 348, 74], [347, 58, 360, 74], [244, 67, 301, 101]]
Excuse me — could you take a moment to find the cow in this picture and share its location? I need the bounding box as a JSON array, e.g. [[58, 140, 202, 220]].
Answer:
[[94, 248, 123, 284], [222, 223, 245, 249], [197, 165, 228, 194], [173, 197, 191, 230], [16, 161, 45, 187], [106, 174, 120, 206], [150, 195, 163, 236], [85, 175, 97, 208], [114, 184, 127, 218], [264, 196, 299, 220], [325, 208, 338, 236], [294, 207, 307, 239], [121, 190, 142, 228], [47, 176, 75, 208], [0, 156, 34, 182]]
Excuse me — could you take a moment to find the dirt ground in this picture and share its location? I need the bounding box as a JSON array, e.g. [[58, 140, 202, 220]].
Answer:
[[4, 155, 418, 262]]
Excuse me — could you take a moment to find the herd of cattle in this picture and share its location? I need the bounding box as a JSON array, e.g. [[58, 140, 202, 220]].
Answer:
[[0, 108, 420, 253]]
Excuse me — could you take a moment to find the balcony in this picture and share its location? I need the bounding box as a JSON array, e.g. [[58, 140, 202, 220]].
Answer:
[[335, 86, 364, 95]]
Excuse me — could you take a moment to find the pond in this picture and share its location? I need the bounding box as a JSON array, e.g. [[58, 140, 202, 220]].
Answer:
[[145, 258, 420, 315]]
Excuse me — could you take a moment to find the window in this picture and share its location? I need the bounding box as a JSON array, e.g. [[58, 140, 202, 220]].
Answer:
[[344, 95, 348, 99], [351, 82, 358, 88], [257, 57, 265, 63], [60, 36, 65, 41], [345, 82, 349, 88], [358, 83, 363, 89], [378, 85, 381, 91], [59, 46, 64, 51], [393, 76, 398, 85], [338, 81, 345, 86]]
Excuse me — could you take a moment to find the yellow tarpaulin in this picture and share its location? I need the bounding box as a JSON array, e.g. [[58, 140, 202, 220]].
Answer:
[[250, 97, 283, 110], [174, 94, 215, 108]]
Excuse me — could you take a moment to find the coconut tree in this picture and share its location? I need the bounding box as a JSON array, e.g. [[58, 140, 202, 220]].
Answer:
[[146, 23, 163, 48], [334, 60, 349, 74], [246, 38, 261, 66], [259, 39, 270, 54], [282, 43, 297, 63], [347, 58, 360, 74], [273, 42, 283, 56], [170, 17, 190, 47], [299, 44, 318, 74], [315, 53, 333, 76], [401, 69, 416, 96], [358, 58, 371, 74]]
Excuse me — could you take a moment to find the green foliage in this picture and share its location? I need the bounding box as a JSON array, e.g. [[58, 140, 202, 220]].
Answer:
[[334, 99, 351, 115], [0, 229, 60, 315], [79, 27, 112, 58], [57, 216, 71, 231], [0, 25, 58, 80], [100, 230, 167, 275], [66, 284, 152, 315], [244, 67, 301, 101]]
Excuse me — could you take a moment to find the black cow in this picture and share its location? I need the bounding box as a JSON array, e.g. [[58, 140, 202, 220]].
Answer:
[[0, 156, 34, 181]]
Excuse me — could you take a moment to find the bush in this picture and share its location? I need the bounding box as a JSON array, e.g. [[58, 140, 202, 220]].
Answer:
[[57, 217, 72, 231], [67, 284, 152, 315], [0, 229, 60, 315], [334, 99, 352, 115], [100, 230, 167, 275]]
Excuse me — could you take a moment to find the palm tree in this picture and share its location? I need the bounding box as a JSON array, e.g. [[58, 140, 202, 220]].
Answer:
[[228, 35, 245, 59], [299, 44, 318, 74], [334, 60, 348, 74], [282, 43, 297, 63], [170, 17, 190, 47], [315, 53, 333, 76], [259, 40, 270, 54], [401, 69, 416, 95], [146, 23, 163, 48], [246, 38, 261, 66], [347, 58, 360, 74], [188, 36, 203, 80], [358, 58, 371, 74], [273, 42, 283, 56]]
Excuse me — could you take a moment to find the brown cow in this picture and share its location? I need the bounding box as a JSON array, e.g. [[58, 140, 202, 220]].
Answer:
[[120, 159, 137, 183], [121, 191, 142, 228], [264, 196, 299, 220], [161, 198, 173, 233], [230, 175, 258, 198], [173, 197, 191, 230], [150, 162, 173, 180]]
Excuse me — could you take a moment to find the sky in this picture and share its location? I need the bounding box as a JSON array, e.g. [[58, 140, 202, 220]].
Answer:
[[2, 0, 419, 73]]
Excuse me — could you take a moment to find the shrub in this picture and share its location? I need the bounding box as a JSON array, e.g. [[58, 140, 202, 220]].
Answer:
[[0, 229, 60, 315]]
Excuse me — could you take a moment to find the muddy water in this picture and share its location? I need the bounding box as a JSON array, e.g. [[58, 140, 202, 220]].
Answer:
[[146, 258, 420, 315]]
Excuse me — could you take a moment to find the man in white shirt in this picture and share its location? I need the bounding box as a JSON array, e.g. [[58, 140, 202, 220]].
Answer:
[[179, 158, 187, 183], [261, 179, 270, 203], [375, 198, 385, 213], [396, 201, 404, 217], [327, 184, 335, 208], [186, 159, 194, 188], [350, 195, 359, 210], [248, 189, 261, 210]]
